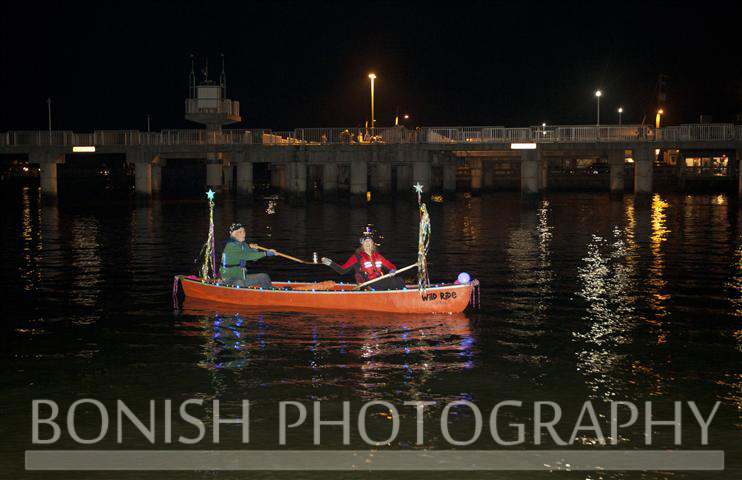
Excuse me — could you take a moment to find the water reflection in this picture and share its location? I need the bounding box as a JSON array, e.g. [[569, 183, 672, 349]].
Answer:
[[647, 194, 671, 321], [502, 200, 553, 366], [575, 227, 637, 400], [177, 298, 475, 401], [19, 187, 43, 292]]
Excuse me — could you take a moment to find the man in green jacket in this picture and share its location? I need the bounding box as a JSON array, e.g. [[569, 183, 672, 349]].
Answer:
[[219, 223, 275, 288]]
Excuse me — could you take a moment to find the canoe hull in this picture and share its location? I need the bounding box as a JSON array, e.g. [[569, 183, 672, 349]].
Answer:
[[178, 276, 475, 314]]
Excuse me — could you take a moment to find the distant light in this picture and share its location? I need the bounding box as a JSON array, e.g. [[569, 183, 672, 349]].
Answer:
[[368, 73, 376, 80], [404, 114, 409, 119], [23, 166, 29, 172], [542, 122, 546, 127], [72, 146, 96, 153], [618, 107, 623, 113], [366, 191, 371, 202], [658, 109, 664, 115], [511, 143, 537, 150], [595, 90, 602, 97]]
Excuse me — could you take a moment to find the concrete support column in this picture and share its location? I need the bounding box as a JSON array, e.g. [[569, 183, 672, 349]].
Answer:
[[350, 156, 368, 206], [396, 164, 412, 193], [413, 156, 432, 187], [372, 161, 392, 202], [634, 145, 653, 197], [135, 161, 152, 197], [206, 152, 223, 191], [521, 149, 540, 197], [483, 161, 494, 191], [470, 158, 483, 195], [289, 161, 307, 205], [413, 159, 432, 202], [270, 164, 285, 192], [539, 155, 548, 192], [31, 151, 64, 201], [223, 162, 233, 192], [608, 149, 625, 199], [443, 159, 457, 195], [236, 159, 254, 203], [39, 161, 59, 198], [323, 162, 338, 201], [151, 164, 161, 194]]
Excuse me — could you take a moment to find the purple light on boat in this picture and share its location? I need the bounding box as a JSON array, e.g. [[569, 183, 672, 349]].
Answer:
[[456, 272, 471, 284]]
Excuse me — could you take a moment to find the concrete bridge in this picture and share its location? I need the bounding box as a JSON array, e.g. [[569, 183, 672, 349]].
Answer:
[[2, 124, 741, 202]]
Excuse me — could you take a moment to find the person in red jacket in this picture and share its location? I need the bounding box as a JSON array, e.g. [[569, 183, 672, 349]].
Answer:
[[321, 228, 405, 290]]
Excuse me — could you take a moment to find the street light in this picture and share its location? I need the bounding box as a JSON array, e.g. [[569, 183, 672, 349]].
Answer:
[[618, 107, 623, 125], [656, 108, 664, 129], [368, 73, 376, 133], [47, 98, 52, 137], [595, 90, 602, 125]]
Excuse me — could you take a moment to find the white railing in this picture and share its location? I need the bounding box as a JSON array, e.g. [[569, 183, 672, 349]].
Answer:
[[1, 124, 739, 147], [659, 124, 736, 141]]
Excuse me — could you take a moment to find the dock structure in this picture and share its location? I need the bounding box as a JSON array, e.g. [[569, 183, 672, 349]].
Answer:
[[3, 123, 741, 203]]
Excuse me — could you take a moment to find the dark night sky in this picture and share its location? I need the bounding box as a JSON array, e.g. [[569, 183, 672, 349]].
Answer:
[[1, 1, 740, 132]]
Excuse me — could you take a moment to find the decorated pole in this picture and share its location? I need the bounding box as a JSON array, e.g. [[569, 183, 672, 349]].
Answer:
[[413, 182, 431, 291], [199, 189, 217, 281]]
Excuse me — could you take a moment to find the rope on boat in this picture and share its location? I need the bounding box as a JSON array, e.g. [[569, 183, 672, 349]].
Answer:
[[172, 275, 180, 309], [471, 279, 481, 310]]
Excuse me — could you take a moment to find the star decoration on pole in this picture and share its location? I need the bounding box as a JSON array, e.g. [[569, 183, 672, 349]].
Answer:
[[413, 183, 424, 194], [206, 189, 215, 202]]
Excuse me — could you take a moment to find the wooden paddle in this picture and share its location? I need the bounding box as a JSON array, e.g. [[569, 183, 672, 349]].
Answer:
[[352, 263, 419, 291], [252, 244, 314, 264]]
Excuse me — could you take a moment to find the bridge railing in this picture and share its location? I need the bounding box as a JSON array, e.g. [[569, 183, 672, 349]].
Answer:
[[2, 124, 739, 147], [659, 124, 736, 141]]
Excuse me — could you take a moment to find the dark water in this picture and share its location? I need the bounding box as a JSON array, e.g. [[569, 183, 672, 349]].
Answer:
[[1, 188, 740, 479]]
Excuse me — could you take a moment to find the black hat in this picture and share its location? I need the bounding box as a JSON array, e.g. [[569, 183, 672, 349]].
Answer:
[[359, 225, 381, 245], [229, 223, 244, 234]]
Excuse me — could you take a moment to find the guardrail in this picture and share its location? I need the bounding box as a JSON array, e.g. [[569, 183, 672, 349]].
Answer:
[[1, 124, 740, 147]]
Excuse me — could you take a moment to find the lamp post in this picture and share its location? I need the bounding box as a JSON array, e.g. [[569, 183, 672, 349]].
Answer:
[[618, 107, 623, 125], [368, 73, 376, 134], [595, 90, 602, 126], [655, 109, 664, 129], [47, 98, 52, 139]]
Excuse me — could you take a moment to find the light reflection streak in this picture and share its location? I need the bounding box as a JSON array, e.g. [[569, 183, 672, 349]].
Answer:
[[19, 187, 43, 292], [502, 201, 553, 367], [575, 226, 638, 400], [647, 194, 671, 321], [69, 216, 102, 307]]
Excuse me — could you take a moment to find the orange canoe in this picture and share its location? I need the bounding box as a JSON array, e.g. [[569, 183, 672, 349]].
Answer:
[[177, 275, 478, 314]]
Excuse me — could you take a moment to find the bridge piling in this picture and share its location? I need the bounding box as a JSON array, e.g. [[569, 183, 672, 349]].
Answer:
[[608, 149, 625, 199], [520, 149, 540, 197], [236, 153, 254, 203], [443, 159, 456, 196], [470, 158, 483, 195], [206, 153, 223, 192], [322, 162, 338, 201], [350, 155, 368, 206], [634, 145, 654, 198]]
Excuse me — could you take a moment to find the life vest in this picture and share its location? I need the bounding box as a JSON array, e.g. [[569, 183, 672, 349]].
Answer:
[[356, 251, 384, 282]]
